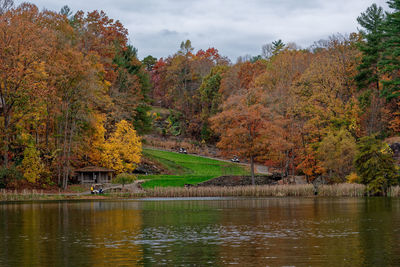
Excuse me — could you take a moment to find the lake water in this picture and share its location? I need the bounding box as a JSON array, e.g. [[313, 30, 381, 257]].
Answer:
[[1, 198, 400, 266]]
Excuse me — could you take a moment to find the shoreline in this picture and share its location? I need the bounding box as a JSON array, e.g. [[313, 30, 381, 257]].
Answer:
[[1, 184, 399, 202]]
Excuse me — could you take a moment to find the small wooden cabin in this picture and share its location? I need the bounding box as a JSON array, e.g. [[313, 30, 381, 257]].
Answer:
[[75, 166, 115, 184]]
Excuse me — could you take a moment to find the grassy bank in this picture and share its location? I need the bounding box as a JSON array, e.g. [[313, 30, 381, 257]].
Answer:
[[140, 148, 249, 188], [3, 184, 400, 201]]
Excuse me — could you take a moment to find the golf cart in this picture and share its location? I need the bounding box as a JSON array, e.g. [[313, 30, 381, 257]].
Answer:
[[91, 184, 104, 194], [178, 147, 187, 154], [231, 156, 240, 163]]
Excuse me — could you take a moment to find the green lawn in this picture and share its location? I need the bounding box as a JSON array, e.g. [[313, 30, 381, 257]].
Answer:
[[140, 149, 249, 188]]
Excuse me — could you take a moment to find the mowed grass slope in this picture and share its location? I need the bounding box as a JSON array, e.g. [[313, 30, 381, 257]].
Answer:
[[140, 149, 249, 188]]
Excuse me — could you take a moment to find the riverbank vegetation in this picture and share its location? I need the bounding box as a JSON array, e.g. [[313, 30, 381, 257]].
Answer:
[[3, 184, 400, 201], [1, 1, 400, 196]]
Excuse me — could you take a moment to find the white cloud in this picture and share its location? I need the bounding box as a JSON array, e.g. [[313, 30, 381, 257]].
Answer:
[[21, 0, 389, 60]]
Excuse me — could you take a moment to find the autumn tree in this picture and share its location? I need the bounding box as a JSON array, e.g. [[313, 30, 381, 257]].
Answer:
[[317, 128, 357, 182], [101, 120, 142, 174], [255, 49, 311, 175], [20, 144, 44, 183], [79, 113, 107, 166], [0, 3, 53, 167], [292, 35, 362, 178], [149, 42, 227, 139], [211, 88, 271, 184]]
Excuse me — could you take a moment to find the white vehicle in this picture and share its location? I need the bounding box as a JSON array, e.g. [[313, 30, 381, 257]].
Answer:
[[179, 147, 187, 154], [231, 156, 240, 163]]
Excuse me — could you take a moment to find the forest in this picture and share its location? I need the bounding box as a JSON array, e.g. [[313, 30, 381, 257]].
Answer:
[[1, 0, 400, 195]]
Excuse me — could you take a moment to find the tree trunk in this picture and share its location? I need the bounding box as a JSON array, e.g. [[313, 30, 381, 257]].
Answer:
[[284, 150, 289, 177], [2, 114, 9, 168], [250, 155, 255, 185], [62, 104, 69, 189], [291, 150, 295, 176], [64, 120, 75, 190]]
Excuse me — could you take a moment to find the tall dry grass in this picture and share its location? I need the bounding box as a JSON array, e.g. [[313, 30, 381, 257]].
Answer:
[[318, 184, 366, 197], [0, 189, 48, 201], [145, 184, 370, 198], [2, 185, 400, 201], [389, 186, 400, 197]]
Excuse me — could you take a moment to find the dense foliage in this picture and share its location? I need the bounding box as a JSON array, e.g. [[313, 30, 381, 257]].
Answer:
[[1, 1, 400, 192], [0, 2, 146, 188], [354, 136, 398, 195]]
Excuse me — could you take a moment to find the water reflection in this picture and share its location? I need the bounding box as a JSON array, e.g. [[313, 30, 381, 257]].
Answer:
[[0, 198, 399, 266]]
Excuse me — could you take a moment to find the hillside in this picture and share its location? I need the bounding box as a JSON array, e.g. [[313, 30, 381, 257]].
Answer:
[[140, 148, 249, 188]]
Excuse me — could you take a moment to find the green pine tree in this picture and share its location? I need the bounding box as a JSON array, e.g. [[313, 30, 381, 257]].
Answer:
[[379, 0, 400, 101], [355, 4, 385, 92]]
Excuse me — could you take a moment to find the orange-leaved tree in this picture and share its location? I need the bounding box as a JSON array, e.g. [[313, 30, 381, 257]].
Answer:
[[0, 3, 53, 167], [210, 88, 271, 184]]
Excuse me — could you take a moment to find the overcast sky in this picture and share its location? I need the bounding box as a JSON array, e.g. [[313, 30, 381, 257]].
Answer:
[[20, 0, 388, 61]]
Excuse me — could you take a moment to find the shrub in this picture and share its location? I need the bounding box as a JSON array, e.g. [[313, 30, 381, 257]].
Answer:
[[354, 136, 399, 196], [0, 166, 23, 188], [346, 172, 360, 183], [112, 173, 137, 187]]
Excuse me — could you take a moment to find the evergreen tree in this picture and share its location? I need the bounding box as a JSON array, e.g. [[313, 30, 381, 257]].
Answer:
[[354, 136, 399, 196], [356, 4, 386, 135], [142, 55, 157, 71], [379, 0, 400, 100], [356, 4, 385, 92], [272, 39, 285, 56]]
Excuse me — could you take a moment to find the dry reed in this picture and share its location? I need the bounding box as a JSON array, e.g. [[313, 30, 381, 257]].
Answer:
[[2, 185, 400, 201], [145, 184, 385, 198], [389, 186, 400, 197], [147, 184, 321, 198], [318, 184, 366, 197], [0, 189, 47, 201]]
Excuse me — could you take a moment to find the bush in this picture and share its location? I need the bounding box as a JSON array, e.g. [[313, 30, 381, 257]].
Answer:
[[354, 136, 399, 196], [112, 173, 137, 187], [0, 166, 23, 188], [346, 172, 360, 183]]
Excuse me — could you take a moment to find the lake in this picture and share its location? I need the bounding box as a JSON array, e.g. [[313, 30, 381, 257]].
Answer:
[[1, 198, 400, 266]]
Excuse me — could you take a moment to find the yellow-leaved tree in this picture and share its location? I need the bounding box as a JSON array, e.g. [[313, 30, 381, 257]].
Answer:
[[20, 145, 44, 183], [101, 120, 142, 173], [83, 113, 107, 166]]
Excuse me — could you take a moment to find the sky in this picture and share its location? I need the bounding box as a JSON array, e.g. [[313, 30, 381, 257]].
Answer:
[[19, 0, 389, 61]]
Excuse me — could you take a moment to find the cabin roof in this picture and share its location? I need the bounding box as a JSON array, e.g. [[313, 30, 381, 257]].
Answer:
[[75, 166, 115, 173]]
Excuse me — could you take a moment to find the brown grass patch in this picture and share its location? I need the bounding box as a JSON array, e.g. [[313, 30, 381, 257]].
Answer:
[[145, 184, 370, 198]]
